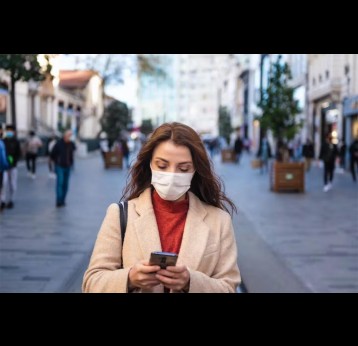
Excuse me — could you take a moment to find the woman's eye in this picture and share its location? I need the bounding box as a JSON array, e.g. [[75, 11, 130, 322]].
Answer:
[[180, 168, 189, 172], [158, 166, 167, 170]]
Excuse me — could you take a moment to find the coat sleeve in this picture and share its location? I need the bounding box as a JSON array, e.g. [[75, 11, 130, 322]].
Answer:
[[188, 213, 241, 293], [50, 141, 59, 161], [82, 203, 131, 293]]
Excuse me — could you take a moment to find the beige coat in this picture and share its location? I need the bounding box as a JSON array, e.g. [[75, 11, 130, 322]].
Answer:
[[82, 188, 241, 293]]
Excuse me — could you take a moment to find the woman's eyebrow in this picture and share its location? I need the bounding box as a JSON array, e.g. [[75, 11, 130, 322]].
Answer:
[[155, 157, 169, 163], [154, 157, 192, 165]]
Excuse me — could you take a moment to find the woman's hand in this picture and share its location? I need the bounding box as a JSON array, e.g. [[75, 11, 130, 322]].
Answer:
[[155, 265, 190, 292], [128, 260, 161, 290]]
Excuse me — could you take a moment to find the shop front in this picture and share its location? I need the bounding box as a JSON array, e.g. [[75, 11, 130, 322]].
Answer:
[[343, 95, 358, 147]]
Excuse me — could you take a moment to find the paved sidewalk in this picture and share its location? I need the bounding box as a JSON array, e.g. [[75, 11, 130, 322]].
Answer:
[[1, 151, 357, 293], [0, 152, 129, 292], [213, 153, 358, 293]]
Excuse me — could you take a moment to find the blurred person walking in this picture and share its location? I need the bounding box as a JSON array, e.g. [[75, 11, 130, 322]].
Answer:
[[319, 134, 338, 192], [302, 139, 315, 172], [0, 128, 9, 212], [1, 125, 21, 209], [349, 135, 358, 182], [25, 130, 43, 179], [83, 122, 241, 293], [120, 137, 130, 169], [338, 140, 346, 172], [50, 130, 76, 207], [257, 135, 272, 174], [99, 132, 109, 161], [47, 134, 57, 179], [234, 134, 243, 164]]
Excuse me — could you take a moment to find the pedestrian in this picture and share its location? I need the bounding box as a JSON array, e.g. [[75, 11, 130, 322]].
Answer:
[[25, 130, 43, 179], [349, 134, 358, 182], [83, 122, 241, 293], [47, 134, 57, 179], [234, 134, 243, 164], [339, 140, 347, 170], [50, 130, 76, 207], [0, 127, 9, 212], [208, 137, 218, 159], [1, 124, 21, 209], [99, 132, 109, 161], [319, 134, 338, 192], [120, 137, 130, 169], [257, 135, 272, 174], [302, 138, 315, 172]]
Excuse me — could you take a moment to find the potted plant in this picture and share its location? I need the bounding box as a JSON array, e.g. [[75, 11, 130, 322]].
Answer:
[[258, 55, 304, 192]]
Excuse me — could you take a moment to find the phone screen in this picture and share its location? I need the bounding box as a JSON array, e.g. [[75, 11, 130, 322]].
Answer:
[[149, 251, 178, 269]]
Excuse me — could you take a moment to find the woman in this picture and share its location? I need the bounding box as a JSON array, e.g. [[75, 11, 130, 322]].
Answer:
[[82, 122, 241, 293]]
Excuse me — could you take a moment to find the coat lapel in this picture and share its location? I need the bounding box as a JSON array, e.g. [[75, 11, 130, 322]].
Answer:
[[177, 192, 210, 271], [132, 188, 210, 271], [132, 188, 162, 260]]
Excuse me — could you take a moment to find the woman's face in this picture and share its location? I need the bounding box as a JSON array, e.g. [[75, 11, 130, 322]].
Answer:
[[151, 140, 195, 173]]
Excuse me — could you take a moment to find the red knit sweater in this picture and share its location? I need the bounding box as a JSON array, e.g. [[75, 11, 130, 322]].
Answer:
[[152, 189, 189, 254]]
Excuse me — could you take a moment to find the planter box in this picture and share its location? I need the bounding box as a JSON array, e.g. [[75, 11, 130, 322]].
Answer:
[[221, 149, 237, 163], [251, 159, 262, 169], [270, 161, 305, 192], [104, 151, 123, 169]]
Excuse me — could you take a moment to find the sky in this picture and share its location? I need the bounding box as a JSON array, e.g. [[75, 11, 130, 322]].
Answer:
[[57, 54, 138, 107]]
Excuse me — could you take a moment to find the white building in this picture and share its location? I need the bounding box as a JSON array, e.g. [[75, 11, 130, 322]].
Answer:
[[286, 54, 308, 143], [230, 54, 261, 152], [58, 70, 103, 139], [176, 54, 228, 136], [0, 54, 59, 138], [218, 54, 242, 130], [307, 54, 354, 156], [137, 54, 177, 128], [136, 54, 230, 136], [0, 56, 104, 141]]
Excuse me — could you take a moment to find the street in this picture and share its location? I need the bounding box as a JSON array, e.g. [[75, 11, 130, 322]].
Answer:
[[0, 151, 357, 292]]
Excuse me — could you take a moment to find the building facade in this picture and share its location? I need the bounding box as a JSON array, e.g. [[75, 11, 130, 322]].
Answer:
[[307, 54, 356, 157], [0, 56, 104, 141]]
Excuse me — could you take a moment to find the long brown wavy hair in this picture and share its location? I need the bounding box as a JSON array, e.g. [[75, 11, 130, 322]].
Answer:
[[121, 122, 237, 215]]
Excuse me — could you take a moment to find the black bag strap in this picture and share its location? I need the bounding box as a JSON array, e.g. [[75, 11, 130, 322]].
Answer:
[[118, 201, 128, 245]]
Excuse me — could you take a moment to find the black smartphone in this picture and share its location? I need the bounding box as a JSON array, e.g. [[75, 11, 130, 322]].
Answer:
[[149, 251, 178, 269]]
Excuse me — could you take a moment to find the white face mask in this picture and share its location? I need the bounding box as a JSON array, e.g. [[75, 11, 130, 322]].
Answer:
[[151, 167, 195, 201]]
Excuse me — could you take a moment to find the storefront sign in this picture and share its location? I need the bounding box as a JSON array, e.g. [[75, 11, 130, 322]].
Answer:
[[343, 95, 358, 117]]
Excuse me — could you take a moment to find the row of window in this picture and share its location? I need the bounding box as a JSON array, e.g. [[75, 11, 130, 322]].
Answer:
[[312, 70, 330, 86], [312, 65, 351, 87]]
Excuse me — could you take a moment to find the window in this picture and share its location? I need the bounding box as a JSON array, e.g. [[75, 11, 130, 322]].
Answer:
[[326, 70, 329, 80], [312, 78, 316, 86], [319, 74, 322, 83]]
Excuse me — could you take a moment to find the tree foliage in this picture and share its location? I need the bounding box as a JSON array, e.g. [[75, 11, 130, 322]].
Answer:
[[218, 106, 233, 145], [100, 100, 131, 145], [258, 55, 302, 143], [0, 54, 51, 82]]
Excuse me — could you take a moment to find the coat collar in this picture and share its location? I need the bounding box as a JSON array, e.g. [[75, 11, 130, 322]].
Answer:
[[132, 188, 210, 271]]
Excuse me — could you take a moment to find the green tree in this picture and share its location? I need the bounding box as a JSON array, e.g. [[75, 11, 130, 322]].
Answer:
[[0, 54, 52, 128], [219, 106, 233, 145], [100, 100, 131, 146], [140, 119, 153, 136], [258, 55, 302, 152]]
